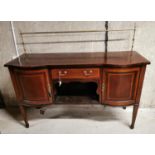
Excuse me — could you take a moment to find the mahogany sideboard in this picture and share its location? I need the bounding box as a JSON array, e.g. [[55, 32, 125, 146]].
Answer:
[[4, 51, 150, 129]]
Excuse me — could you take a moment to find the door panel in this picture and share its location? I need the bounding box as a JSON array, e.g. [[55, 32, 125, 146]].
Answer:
[[102, 67, 140, 106], [14, 69, 52, 105]]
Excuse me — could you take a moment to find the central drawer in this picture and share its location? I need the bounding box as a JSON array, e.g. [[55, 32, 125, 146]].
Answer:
[[51, 68, 100, 80]]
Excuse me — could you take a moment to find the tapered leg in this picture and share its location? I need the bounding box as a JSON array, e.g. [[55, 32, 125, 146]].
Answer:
[[130, 104, 139, 129], [19, 105, 29, 128]]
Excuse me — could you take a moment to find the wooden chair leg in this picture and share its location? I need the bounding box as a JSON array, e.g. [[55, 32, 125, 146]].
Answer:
[[19, 105, 29, 128], [130, 104, 139, 129]]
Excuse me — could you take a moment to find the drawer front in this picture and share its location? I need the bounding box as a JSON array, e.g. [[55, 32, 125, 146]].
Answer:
[[51, 68, 100, 80]]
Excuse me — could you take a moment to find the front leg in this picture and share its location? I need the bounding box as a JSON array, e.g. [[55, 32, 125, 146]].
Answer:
[[130, 104, 139, 129], [19, 105, 29, 128]]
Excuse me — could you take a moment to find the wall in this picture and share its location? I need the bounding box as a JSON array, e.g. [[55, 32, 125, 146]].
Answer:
[[0, 21, 154, 107]]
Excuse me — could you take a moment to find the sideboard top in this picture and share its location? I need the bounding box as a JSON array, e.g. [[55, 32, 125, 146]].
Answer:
[[4, 51, 150, 68]]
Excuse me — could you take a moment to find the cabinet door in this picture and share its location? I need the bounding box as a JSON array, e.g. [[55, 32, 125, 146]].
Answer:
[[12, 69, 52, 105], [102, 67, 140, 106]]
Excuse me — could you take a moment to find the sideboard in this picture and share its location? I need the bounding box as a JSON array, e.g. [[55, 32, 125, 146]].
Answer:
[[4, 51, 150, 129]]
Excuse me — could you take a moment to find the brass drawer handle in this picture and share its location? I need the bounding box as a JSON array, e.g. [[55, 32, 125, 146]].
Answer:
[[59, 70, 68, 76], [83, 70, 93, 76]]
